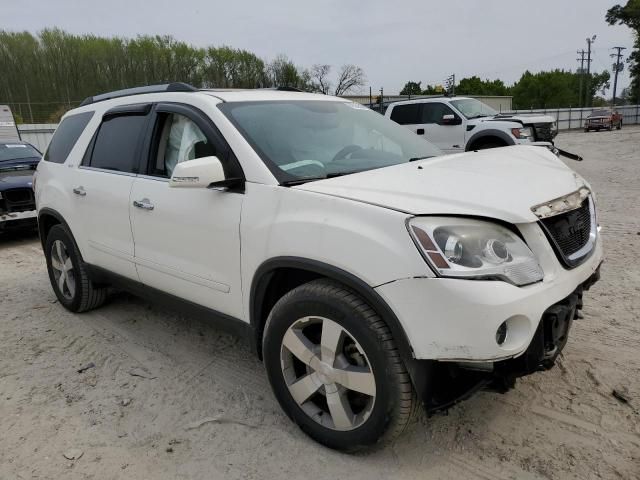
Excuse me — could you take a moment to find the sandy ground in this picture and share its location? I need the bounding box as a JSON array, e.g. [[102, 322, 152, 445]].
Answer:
[[1, 127, 639, 480]]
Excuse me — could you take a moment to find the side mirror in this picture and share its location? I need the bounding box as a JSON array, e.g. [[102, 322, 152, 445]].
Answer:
[[169, 156, 225, 188], [441, 114, 461, 126]]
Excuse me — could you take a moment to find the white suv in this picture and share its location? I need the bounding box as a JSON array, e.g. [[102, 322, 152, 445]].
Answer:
[[35, 84, 602, 451]]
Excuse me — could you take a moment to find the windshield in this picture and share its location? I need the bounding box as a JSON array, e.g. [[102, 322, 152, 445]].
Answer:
[[450, 99, 497, 119], [590, 110, 610, 117], [0, 143, 41, 162], [219, 101, 441, 183]]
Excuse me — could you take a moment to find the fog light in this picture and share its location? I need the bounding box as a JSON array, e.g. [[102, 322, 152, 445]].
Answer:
[[496, 322, 508, 345]]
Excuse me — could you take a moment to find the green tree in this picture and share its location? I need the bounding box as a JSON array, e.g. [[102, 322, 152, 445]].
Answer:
[[400, 81, 422, 96], [606, 0, 640, 102], [456, 76, 510, 96], [511, 69, 609, 109]]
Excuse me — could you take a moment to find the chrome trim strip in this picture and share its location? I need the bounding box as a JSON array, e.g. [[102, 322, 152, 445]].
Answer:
[[531, 187, 591, 219], [566, 196, 597, 262], [78, 166, 138, 177]]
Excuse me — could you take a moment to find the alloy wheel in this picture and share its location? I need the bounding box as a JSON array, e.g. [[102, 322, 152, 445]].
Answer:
[[280, 316, 376, 431], [50, 239, 76, 300]]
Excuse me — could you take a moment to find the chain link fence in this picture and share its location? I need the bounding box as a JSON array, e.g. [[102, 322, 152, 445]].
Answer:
[[3, 101, 82, 124]]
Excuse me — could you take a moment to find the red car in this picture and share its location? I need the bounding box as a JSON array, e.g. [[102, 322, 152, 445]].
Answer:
[[584, 109, 623, 132]]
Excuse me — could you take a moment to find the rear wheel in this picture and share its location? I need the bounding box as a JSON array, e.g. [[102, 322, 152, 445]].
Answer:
[[45, 225, 107, 312], [263, 279, 417, 451]]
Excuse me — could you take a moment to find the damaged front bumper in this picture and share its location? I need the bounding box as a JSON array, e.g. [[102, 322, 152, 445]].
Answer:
[[407, 265, 601, 414]]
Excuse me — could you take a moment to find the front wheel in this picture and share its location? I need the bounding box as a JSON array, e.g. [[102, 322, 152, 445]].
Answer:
[[263, 279, 417, 451], [617, 121, 622, 130]]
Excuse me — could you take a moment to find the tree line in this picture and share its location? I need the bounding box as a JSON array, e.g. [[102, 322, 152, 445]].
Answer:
[[400, 70, 613, 110], [0, 29, 366, 122]]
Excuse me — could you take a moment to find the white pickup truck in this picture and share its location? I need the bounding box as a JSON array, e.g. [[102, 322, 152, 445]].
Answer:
[[385, 97, 558, 154]]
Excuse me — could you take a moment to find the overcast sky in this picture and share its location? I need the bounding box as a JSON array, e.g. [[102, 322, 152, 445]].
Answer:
[[2, 0, 635, 94]]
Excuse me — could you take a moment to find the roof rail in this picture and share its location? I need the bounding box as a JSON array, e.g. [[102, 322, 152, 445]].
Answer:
[[269, 86, 304, 92], [79, 82, 198, 107]]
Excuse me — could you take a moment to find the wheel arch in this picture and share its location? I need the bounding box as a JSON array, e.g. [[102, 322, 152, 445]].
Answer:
[[466, 129, 514, 151], [250, 257, 415, 362], [38, 207, 70, 251]]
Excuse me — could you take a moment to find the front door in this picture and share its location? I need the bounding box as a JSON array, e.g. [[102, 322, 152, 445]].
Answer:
[[419, 103, 464, 153], [129, 103, 245, 318]]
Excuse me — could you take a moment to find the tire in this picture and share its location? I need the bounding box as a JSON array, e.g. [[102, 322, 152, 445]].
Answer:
[[584, 128, 589, 133], [262, 279, 417, 451], [45, 224, 107, 313], [617, 121, 622, 130]]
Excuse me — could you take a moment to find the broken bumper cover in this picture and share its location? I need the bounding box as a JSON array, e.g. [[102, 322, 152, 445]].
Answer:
[[407, 266, 601, 413], [375, 236, 603, 362], [0, 209, 37, 226]]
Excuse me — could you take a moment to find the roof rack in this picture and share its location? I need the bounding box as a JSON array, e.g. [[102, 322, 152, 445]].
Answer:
[[79, 82, 198, 107], [269, 86, 304, 92]]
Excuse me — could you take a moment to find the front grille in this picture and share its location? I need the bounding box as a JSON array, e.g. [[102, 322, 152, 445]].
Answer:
[[540, 199, 594, 268], [533, 123, 554, 141], [2, 188, 35, 213]]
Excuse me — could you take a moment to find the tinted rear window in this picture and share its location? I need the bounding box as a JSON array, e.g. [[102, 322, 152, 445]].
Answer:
[[43, 111, 94, 163], [390, 104, 421, 125], [89, 115, 147, 173]]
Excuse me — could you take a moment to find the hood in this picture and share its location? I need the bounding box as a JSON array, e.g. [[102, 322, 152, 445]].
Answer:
[[295, 146, 586, 224], [0, 160, 37, 191], [491, 113, 555, 125]]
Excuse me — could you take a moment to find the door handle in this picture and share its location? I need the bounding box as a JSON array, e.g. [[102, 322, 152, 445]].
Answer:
[[73, 186, 86, 196], [133, 199, 154, 211], [416, 128, 425, 135]]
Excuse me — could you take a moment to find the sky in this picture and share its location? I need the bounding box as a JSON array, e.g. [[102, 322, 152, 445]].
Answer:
[[1, 0, 636, 95]]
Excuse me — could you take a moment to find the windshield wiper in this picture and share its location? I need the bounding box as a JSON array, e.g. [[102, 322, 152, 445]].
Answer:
[[280, 171, 358, 187], [409, 156, 434, 162]]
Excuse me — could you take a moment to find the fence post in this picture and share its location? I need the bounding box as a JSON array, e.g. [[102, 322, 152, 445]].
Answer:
[[568, 106, 572, 130]]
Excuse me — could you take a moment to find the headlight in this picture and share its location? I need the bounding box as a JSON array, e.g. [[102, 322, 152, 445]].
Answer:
[[408, 217, 544, 286], [511, 127, 534, 139]]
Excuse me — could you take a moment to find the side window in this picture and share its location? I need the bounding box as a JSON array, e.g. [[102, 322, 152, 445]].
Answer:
[[44, 111, 94, 163], [389, 104, 421, 125], [88, 115, 148, 173], [421, 103, 457, 124], [149, 113, 215, 178]]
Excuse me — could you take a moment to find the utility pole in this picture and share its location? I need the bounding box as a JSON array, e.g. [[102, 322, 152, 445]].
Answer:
[[445, 74, 455, 96], [610, 46, 626, 106], [585, 35, 596, 108], [577, 49, 586, 108]]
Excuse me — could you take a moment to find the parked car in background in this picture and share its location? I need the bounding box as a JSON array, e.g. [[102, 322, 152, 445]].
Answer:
[[584, 108, 623, 132], [35, 84, 602, 451], [0, 141, 41, 231], [385, 97, 558, 153]]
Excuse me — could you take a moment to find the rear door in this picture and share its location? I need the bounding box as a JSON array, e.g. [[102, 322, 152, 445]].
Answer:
[[129, 103, 245, 318], [72, 104, 151, 280]]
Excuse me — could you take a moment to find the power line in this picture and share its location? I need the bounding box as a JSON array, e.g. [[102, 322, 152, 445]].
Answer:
[[610, 47, 626, 106], [585, 35, 596, 108]]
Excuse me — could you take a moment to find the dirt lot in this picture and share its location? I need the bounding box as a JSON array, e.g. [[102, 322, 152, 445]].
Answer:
[[1, 127, 639, 480]]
